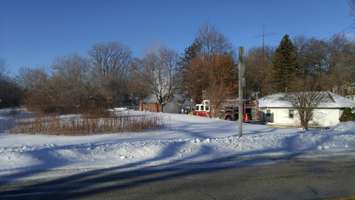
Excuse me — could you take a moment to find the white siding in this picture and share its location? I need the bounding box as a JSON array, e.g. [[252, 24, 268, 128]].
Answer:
[[311, 109, 341, 127], [262, 108, 342, 127]]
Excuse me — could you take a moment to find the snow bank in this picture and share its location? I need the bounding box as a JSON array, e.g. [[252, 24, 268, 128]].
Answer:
[[1, 109, 355, 182], [332, 121, 355, 132]]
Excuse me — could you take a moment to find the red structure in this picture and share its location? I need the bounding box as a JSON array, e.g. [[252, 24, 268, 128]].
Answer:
[[139, 101, 161, 112]]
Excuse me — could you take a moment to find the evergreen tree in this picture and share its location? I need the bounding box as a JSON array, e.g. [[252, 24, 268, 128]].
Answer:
[[181, 40, 201, 66], [180, 41, 202, 100], [272, 34, 298, 92]]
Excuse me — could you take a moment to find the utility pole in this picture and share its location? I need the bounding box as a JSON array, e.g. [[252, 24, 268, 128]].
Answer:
[[238, 47, 245, 137]]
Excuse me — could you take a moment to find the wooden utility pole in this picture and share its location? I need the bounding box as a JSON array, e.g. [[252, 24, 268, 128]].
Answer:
[[238, 47, 245, 137]]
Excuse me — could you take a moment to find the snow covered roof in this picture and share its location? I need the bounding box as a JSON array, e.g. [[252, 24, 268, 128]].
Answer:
[[259, 92, 355, 108]]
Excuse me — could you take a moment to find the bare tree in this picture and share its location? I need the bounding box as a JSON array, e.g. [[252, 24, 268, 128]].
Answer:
[[292, 34, 355, 96], [205, 54, 237, 117], [89, 42, 133, 106], [286, 76, 327, 130], [19, 56, 112, 114], [51, 55, 93, 113], [286, 91, 327, 130], [182, 54, 237, 109], [245, 47, 274, 97], [136, 47, 179, 112], [89, 42, 132, 77], [18, 68, 56, 112], [294, 36, 329, 77], [195, 24, 233, 55], [327, 34, 355, 95], [127, 58, 151, 104], [181, 24, 235, 103]]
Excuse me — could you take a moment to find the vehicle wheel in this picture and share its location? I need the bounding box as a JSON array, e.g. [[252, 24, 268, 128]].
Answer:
[[225, 116, 232, 121]]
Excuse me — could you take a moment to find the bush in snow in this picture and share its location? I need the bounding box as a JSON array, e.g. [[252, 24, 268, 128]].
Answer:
[[340, 108, 355, 122]]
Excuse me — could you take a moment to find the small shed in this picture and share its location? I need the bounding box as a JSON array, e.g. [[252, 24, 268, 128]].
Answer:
[[139, 94, 185, 113]]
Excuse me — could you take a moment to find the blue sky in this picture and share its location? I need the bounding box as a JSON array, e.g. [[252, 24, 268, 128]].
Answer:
[[0, 0, 353, 73]]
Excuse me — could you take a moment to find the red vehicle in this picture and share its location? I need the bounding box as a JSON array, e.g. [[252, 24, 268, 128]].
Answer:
[[192, 100, 211, 117], [192, 99, 256, 122]]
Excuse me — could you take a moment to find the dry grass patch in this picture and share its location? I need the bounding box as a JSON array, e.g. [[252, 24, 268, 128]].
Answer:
[[10, 113, 164, 135]]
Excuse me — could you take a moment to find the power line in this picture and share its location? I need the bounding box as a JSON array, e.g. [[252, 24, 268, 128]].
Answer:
[[254, 25, 277, 53]]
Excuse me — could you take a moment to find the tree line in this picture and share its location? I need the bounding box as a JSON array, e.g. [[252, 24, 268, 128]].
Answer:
[[0, 60, 23, 108], [246, 34, 355, 97], [0, 24, 354, 117]]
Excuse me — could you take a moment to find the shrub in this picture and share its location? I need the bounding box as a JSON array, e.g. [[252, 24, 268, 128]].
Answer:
[[340, 108, 355, 122]]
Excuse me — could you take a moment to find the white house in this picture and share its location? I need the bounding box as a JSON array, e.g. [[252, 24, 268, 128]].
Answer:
[[258, 92, 355, 127]]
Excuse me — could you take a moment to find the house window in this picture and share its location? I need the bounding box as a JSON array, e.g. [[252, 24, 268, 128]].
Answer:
[[265, 109, 273, 122], [289, 109, 294, 118]]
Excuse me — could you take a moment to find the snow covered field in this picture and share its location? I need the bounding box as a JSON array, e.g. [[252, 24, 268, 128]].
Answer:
[[1, 109, 355, 182]]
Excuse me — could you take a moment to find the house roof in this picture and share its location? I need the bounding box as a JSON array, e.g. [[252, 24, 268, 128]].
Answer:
[[259, 92, 355, 108]]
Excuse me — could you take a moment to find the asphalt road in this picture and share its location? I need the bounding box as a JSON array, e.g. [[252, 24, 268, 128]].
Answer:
[[1, 155, 355, 200]]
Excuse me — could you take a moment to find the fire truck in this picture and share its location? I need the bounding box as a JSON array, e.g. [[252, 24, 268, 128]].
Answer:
[[192, 99, 257, 122], [192, 100, 211, 117]]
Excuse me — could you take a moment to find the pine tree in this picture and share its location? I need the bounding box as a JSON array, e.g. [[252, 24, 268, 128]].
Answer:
[[180, 41, 202, 102], [272, 34, 298, 92], [181, 41, 201, 65]]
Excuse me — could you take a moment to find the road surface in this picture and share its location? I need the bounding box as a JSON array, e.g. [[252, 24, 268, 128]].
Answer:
[[1, 154, 355, 200]]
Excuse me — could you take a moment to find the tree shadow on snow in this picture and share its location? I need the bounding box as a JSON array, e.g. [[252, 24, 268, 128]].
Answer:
[[0, 137, 333, 200], [0, 117, 352, 199]]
